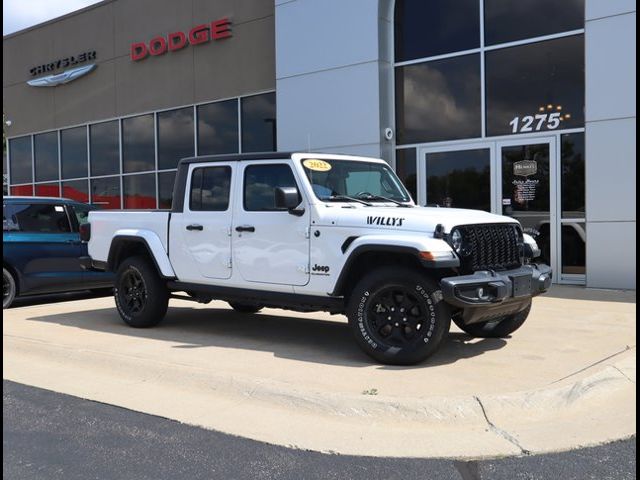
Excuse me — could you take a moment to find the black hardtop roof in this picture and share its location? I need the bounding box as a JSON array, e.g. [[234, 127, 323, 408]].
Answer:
[[178, 151, 296, 166]]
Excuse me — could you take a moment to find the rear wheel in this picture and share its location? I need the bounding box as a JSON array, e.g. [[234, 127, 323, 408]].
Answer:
[[115, 256, 168, 328], [346, 267, 451, 365], [3, 267, 17, 309], [228, 302, 263, 314], [453, 302, 531, 338]]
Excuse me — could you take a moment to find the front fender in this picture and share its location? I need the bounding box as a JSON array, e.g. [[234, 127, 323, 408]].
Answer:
[[345, 234, 458, 267], [109, 229, 175, 278]]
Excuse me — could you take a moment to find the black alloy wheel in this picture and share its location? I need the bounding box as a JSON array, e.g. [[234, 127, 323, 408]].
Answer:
[[366, 286, 427, 348], [121, 268, 147, 315], [347, 266, 451, 365], [115, 256, 168, 328]]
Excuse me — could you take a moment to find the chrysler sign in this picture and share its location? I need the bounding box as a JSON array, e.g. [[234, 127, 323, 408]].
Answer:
[[27, 64, 97, 87], [130, 18, 232, 61]]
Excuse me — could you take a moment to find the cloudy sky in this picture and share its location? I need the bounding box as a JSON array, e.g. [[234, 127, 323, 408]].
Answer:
[[3, 0, 102, 35]]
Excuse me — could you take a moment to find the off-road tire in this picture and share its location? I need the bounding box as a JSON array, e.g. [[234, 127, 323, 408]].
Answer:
[[228, 302, 264, 314], [3, 267, 17, 310], [346, 266, 451, 365], [115, 256, 168, 328], [453, 302, 532, 338]]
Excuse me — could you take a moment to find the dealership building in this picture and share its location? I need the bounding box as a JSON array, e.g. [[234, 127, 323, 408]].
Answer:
[[2, 0, 636, 289]]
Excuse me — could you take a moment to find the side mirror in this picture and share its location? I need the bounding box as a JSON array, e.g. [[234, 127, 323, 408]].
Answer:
[[275, 187, 304, 216]]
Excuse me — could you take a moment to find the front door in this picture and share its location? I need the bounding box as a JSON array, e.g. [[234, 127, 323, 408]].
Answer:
[[233, 162, 310, 286], [497, 138, 557, 273]]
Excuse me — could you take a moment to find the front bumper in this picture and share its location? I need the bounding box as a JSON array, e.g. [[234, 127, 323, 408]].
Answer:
[[440, 263, 552, 324]]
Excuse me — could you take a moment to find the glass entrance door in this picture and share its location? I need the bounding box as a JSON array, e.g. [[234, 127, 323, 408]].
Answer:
[[498, 140, 556, 271]]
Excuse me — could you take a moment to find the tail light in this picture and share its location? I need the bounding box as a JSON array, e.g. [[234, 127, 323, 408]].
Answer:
[[79, 223, 91, 242]]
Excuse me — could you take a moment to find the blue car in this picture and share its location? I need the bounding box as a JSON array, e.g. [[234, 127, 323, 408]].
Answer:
[[3, 196, 114, 309]]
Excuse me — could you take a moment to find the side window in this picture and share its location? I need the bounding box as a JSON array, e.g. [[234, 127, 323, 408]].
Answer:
[[190, 166, 232, 211], [244, 164, 300, 212], [8, 204, 72, 233]]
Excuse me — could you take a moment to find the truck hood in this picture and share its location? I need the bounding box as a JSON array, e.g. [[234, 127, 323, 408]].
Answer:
[[321, 204, 518, 233]]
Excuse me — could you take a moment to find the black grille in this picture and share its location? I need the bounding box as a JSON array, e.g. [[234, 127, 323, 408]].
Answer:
[[458, 224, 521, 272]]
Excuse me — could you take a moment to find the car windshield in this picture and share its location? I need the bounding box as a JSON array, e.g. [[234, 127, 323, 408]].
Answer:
[[301, 159, 411, 203]]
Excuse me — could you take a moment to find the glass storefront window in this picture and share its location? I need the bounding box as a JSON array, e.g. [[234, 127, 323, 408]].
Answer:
[[562, 223, 586, 275], [61, 127, 88, 180], [394, 0, 480, 61], [241, 93, 277, 153], [395, 149, 417, 201], [10, 185, 33, 196], [124, 174, 156, 209], [426, 148, 490, 210], [34, 132, 58, 182], [158, 107, 194, 170], [90, 121, 120, 177], [485, 0, 584, 46], [62, 180, 89, 203], [561, 133, 585, 218], [9, 136, 32, 185], [123, 114, 155, 173], [91, 176, 121, 209], [396, 54, 481, 144], [485, 35, 584, 136], [197, 100, 239, 156], [158, 171, 176, 210], [35, 183, 60, 197]]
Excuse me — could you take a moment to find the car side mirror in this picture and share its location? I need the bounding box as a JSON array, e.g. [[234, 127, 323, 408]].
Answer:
[[275, 187, 305, 216]]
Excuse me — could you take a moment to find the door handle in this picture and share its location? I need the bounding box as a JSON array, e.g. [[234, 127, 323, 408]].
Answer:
[[235, 225, 255, 233], [186, 224, 204, 231]]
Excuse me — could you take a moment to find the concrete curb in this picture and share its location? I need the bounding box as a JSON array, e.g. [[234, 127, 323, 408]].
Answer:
[[4, 332, 635, 459]]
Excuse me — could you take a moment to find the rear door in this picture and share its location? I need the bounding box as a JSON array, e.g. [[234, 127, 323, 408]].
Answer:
[[3, 202, 85, 294], [169, 163, 234, 283]]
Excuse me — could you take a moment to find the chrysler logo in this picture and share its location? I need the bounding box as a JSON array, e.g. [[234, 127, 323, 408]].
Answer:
[[27, 64, 97, 87]]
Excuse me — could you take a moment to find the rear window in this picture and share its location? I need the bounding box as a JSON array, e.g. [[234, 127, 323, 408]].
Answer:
[[3, 203, 72, 233], [189, 166, 232, 211]]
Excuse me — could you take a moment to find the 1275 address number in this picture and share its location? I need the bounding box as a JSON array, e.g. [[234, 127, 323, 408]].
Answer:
[[509, 113, 561, 133]]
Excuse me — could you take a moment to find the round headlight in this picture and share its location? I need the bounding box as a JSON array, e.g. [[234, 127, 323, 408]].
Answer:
[[450, 229, 463, 252]]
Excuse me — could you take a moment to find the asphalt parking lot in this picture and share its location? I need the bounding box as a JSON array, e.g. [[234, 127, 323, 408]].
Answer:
[[3, 286, 636, 462], [3, 381, 636, 480]]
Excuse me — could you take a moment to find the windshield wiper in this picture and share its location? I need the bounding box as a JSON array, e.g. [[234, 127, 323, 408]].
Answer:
[[326, 195, 373, 206], [356, 194, 413, 207]]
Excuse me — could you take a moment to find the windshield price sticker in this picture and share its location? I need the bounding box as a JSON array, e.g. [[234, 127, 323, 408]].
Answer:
[[509, 113, 561, 134], [303, 159, 332, 172]]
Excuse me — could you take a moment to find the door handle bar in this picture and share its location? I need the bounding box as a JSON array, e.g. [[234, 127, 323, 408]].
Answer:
[[235, 225, 255, 233], [186, 224, 204, 231]]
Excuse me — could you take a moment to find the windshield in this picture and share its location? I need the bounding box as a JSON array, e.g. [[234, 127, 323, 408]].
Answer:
[[301, 159, 411, 203]]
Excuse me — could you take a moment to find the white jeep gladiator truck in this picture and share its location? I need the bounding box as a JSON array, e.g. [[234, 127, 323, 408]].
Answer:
[[83, 152, 552, 365]]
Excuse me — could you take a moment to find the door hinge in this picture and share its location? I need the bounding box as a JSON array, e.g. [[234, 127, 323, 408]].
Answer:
[[298, 264, 310, 274], [226, 227, 232, 237], [304, 227, 311, 239], [227, 258, 232, 268]]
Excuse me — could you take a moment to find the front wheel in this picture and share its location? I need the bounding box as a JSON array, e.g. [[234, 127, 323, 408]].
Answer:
[[115, 256, 168, 328], [3, 267, 17, 309], [346, 267, 451, 365], [453, 302, 531, 338]]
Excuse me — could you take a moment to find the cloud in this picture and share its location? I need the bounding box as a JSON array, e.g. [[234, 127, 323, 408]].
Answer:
[[3, 0, 102, 35]]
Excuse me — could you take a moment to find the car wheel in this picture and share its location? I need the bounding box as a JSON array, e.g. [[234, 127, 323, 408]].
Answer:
[[453, 302, 531, 338], [3, 267, 17, 310], [228, 302, 263, 314], [115, 256, 168, 328], [346, 266, 451, 365]]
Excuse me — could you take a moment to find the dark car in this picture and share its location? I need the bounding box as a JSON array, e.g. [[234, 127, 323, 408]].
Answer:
[[3, 197, 114, 309]]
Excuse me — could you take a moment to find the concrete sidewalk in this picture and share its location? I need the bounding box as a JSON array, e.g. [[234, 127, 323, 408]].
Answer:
[[3, 286, 636, 458]]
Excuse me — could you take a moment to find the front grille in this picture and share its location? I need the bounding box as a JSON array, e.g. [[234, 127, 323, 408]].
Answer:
[[458, 224, 521, 272]]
